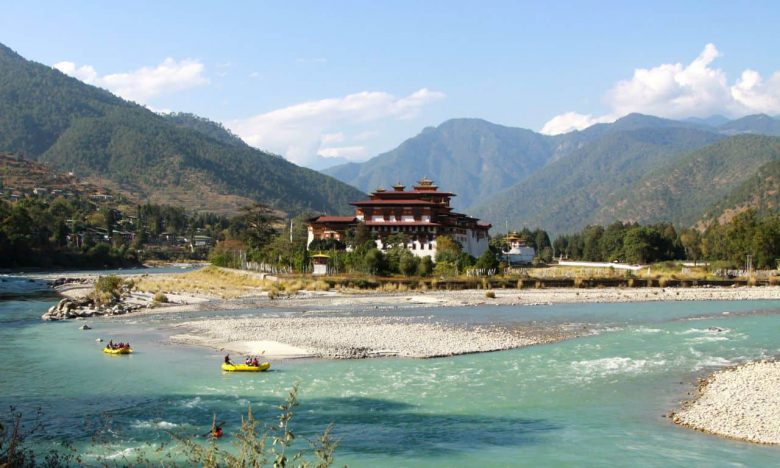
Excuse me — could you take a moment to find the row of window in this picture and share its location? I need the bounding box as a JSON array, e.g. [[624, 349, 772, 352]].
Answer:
[[371, 226, 436, 232]]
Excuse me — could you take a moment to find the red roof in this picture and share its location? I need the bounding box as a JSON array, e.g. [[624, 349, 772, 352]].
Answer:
[[369, 191, 455, 197], [351, 199, 440, 206], [312, 216, 358, 223]]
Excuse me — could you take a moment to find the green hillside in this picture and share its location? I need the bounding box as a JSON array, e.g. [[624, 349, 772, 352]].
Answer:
[[0, 43, 364, 215], [471, 127, 723, 233], [164, 112, 251, 148], [324, 118, 556, 209], [593, 135, 780, 227], [701, 154, 780, 224]]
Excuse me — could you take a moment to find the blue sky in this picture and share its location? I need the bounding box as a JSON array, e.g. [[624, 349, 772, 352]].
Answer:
[[2, 1, 780, 167]]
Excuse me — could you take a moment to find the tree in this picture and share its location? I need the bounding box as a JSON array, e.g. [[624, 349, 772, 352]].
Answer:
[[435, 235, 461, 264], [399, 250, 420, 276], [417, 256, 434, 276], [236, 203, 282, 249], [475, 249, 499, 271]]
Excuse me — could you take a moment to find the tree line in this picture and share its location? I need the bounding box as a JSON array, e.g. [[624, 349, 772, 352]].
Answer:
[[550, 210, 780, 269]]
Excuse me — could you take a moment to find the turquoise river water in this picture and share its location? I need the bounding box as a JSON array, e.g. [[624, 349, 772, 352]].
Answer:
[[2, 272, 780, 466]]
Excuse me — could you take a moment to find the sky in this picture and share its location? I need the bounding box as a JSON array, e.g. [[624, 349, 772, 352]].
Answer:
[[2, 1, 780, 168]]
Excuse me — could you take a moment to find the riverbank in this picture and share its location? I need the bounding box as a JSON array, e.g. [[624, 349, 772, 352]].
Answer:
[[120, 284, 780, 317], [672, 360, 780, 445], [35, 268, 780, 359]]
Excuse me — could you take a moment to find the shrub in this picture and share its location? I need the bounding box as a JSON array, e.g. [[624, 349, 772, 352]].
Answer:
[[485, 290, 496, 299], [95, 275, 122, 295], [153, 291, 169, 303]]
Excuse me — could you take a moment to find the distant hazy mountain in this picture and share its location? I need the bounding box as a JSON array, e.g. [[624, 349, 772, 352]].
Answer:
[[308, 154, 352, 171], [327, 111, 780, 233], [324, 118, 556, 209], [0, 43, 364, 215], [684, 115, 732, 127], [717, 114, 780, 136]]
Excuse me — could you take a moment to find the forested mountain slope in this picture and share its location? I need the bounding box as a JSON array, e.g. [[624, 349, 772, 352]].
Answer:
[[0, 43, 364, 215]]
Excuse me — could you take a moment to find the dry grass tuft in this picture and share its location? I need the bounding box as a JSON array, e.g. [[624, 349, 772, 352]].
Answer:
[[134, 266, 269, 299]]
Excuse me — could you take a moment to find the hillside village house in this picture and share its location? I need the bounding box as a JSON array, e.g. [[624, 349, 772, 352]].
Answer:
[[307, 178, 491, 258]]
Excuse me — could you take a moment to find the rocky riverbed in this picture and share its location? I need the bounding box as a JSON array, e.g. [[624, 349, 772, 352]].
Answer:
[[170, 315, 577, 359], [672, 360, 780, 445], [41, 296, 143, 320]]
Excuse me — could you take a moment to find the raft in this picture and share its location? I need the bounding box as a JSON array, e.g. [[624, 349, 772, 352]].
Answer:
[[103, 347, 133, 354], [221, 362, 270, 372]]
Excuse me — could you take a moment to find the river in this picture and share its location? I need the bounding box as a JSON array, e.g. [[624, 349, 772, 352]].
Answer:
[[2, 273, 780, 466]]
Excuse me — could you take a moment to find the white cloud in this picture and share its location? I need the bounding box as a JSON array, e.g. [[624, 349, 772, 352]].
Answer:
[[53, 61, 98, 82], [228, 88, 445, 166], [318, 146, 366, 158], [540, 112, 613, 135], [730, 69, 780, 114], [321, 132, 345, 144], [53, 58, 209, 104], [352, 130, 379, 142], [541, 44, 780, 135]]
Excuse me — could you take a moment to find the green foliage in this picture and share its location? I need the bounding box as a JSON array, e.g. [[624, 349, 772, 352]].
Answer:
[[308, 238, 346, 251], [417, 256, 434, 276], [434, 235, 461, 263], [398, 250, 420, 276], [475, 249, 499, 270], [95, 275, 122, 295], [701, 209, 780, 269], [555, 221, 682, 264], [433, 261, 457, 277]]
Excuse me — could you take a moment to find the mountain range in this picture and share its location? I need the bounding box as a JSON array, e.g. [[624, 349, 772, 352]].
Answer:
[[0, 43, 364, 216], [4, 41, 780, 234], [325, 113, 780, 234]]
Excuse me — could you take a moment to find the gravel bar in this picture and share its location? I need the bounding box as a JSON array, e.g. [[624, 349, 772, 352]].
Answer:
[[673, 360, 780, 445]]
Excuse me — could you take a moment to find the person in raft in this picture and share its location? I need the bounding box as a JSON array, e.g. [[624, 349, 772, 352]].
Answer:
[[224, 354, 232, 365], [251, 357, 259, 367]]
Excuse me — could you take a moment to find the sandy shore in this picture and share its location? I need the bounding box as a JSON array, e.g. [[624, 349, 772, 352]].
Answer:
[[673, 360, 780, 445]]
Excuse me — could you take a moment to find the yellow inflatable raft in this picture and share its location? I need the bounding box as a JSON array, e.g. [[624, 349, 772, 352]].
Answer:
[[103, 347, 133, 354], [221, 362, 270, 372]]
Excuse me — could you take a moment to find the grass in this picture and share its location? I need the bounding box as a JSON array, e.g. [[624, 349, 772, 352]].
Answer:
[[134, 266, 335, 299], [134, 266, 270, 299]]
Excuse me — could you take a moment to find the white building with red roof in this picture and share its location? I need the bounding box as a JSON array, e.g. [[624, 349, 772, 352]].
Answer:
[[307, 178, 491, 258]]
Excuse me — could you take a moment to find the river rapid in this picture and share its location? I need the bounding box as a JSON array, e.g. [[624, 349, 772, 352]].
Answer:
[[2, 272, 780, 467]]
